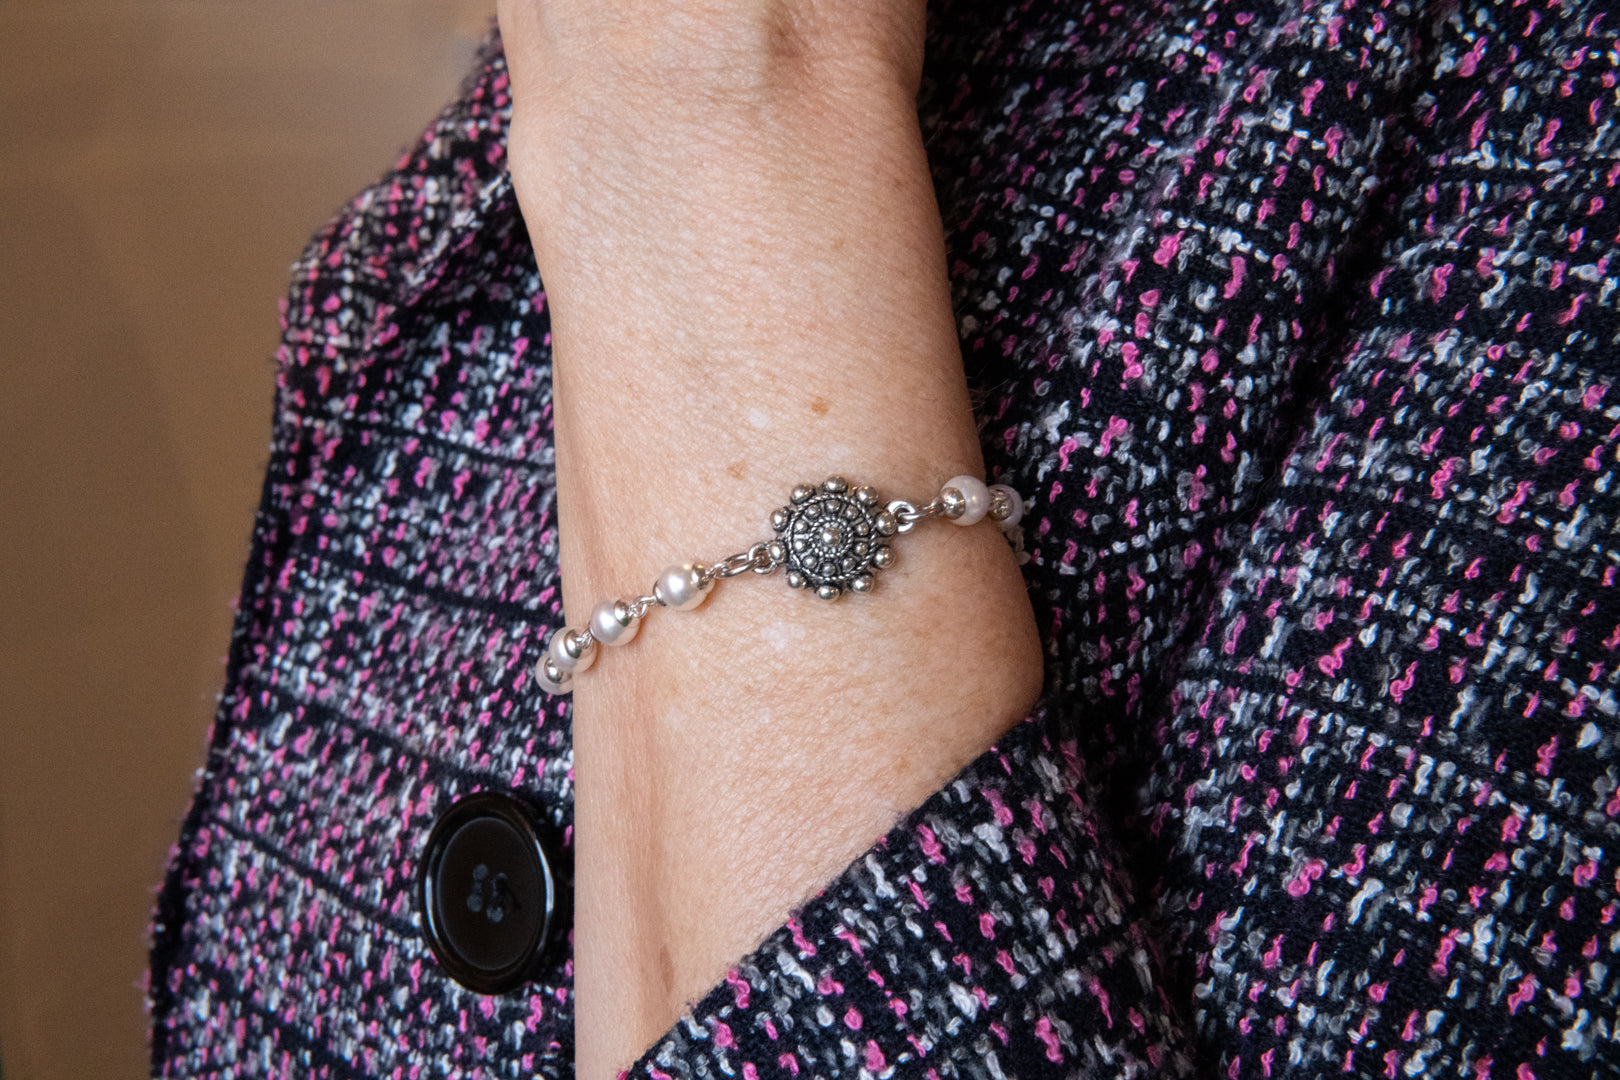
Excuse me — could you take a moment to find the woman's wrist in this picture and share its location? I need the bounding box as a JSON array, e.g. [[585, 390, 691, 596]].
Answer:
[[550, 309, 1044, 1072], [530, 101, 982, 586], [496, 2, 1043, 1072]]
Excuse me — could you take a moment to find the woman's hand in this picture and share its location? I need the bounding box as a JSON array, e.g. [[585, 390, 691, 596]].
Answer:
[[497, 4, 1044, 1074]]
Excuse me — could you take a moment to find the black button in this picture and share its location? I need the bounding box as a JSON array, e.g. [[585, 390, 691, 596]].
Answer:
[[418, 791, 558, 995]]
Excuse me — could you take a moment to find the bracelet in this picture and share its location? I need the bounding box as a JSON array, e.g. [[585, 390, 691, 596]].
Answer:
[[534, 474, 1025, 695]]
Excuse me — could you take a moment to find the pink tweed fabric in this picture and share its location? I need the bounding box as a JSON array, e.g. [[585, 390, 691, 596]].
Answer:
[[152, 0, 1620, 1075]]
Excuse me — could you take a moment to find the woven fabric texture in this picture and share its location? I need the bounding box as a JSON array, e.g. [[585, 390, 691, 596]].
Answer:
[[151, 0, 1620, 1076]]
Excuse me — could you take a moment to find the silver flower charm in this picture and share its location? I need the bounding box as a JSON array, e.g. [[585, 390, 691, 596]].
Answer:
[[767, 476, 897, 600]]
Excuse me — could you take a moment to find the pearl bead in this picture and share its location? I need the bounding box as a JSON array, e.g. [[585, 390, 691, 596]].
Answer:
[[655, 562, 712, 611], [547, 627, 596, 674], [988, 484, 1024, 528], [589, 599, 640, 646], [534, 655, 573, 695], [942, 475, 991, 526]]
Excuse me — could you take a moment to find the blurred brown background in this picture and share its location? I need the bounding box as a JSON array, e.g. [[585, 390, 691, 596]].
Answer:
[[0, 3, 497, 1076]]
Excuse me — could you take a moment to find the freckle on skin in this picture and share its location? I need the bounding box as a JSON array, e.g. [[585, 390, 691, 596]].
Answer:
[[810, 397, 830, 417], [658, 945, 675, 994], [726, 461, 746, 480]]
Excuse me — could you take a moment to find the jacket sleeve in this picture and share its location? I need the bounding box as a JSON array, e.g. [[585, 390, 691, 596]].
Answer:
[[628, 700, 1195, 1079]]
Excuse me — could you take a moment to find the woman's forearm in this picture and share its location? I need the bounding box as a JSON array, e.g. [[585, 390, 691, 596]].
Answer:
[[498, 5, 1044, 1072]]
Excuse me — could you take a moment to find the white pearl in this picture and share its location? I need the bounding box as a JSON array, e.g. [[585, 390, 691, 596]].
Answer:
[[547, 627, 596, 674], [589, 599, 640, 646], [655, 563, 712, 611], [534, 655, 573, 695], [943, 475, 991, 526], [988, 484, 1024, 528]]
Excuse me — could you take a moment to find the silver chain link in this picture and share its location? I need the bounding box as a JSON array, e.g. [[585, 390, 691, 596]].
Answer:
[[702, 541, 780, 584], [888, 498, 944, 533], [609, 500, 931, 624]]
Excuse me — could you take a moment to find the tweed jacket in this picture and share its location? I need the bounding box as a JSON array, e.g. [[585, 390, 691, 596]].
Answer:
[[150, 0, 1620, 1075]]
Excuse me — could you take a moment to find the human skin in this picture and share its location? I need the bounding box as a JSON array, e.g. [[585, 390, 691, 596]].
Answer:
[[495, 2, 1046, 1073]]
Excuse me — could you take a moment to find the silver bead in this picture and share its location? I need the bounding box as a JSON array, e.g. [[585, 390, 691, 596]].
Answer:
[[851, 573, 874, 593], [791, 484, 816, 504], [548, 626, 597, 674], [534, 654, 573, 695], [822, 475, 849, 494], [770, 507, 791, 531], [786, 568, 806, 589], [941, 475, 991, 526], [874, 510, 898, 536], [589, 598, 640, 646], [872, 545, 894, 568], [853, 485, 879, 506], [816, 583, 841, 600], [655, 562, 713, 611], [987, 484, 1025, 528], [766, 540, 787, 564]]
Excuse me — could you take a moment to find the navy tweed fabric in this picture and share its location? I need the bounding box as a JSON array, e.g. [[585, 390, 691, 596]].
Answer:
[[151, 0, 1620, 1076]]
